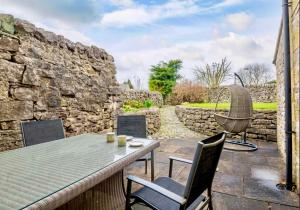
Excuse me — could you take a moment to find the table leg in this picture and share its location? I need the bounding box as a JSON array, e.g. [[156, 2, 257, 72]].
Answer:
[[56, 171, 125, 210], [151, 150, 154, 181]]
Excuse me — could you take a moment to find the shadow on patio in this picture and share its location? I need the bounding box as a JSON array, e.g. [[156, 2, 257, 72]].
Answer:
[[126, 138, 300, 210]]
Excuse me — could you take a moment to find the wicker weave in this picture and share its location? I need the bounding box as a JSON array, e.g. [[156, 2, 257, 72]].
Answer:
[[0, 134, 159, 210], [214, 84, 253, 133]]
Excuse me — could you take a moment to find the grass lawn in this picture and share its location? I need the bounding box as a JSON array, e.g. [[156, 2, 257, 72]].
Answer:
[[183, 102, 277, 110]]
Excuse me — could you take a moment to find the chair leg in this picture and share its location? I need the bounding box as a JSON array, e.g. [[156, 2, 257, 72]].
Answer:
[[151, 150, 155, 181], [126, 179, 132, 210], [145, 159, 148, 174], [208, 187, 213, 210]]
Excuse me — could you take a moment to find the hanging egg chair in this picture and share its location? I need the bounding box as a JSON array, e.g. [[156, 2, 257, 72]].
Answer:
[[214, 74, 257, 151]]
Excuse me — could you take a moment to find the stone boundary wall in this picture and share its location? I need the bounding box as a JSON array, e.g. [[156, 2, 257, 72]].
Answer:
[[207, 84, 276, 103], [175, 106, 277, 142], [0, 14, 118, 151], [115, 108, 160, 135], [120, 89, 163, 107]]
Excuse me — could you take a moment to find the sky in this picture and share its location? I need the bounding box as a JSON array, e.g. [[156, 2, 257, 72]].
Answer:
[[0, 0, 281, 89]]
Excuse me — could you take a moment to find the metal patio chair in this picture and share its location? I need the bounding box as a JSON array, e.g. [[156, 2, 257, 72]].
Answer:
[[117, 115, 152, 175], [125, 132, 226, 210], [21, 119, 65, 146]]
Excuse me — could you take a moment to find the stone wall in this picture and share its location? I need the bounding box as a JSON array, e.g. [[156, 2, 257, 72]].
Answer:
[[273, 0, 299, 190], [0, 14, 118, 151], [116, 108, 160, 136], [207, 84, 276, 103], [175, 106, 277, 142]]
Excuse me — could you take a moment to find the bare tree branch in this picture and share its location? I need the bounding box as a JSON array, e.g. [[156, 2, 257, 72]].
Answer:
[[237, 63, 272, 86], [194, 57, 232, 88]]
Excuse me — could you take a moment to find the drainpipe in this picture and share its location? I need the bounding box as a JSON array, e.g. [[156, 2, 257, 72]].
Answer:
[[282, 0, 293, 191]]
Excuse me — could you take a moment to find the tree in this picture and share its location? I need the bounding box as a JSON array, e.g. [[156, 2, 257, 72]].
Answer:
[[194, 57, 231, 88], [237, 63, 272, 86], [149, 59, 182, 100]]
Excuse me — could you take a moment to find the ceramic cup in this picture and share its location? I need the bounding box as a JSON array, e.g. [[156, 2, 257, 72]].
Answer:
[[106, 132, 115, 143], [118, 135, 127, 147]]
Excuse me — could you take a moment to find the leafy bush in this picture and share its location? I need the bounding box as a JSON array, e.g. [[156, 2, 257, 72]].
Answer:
[[122, 99, 153, 112], [121, 105, 139, 113], [143, 99, 153, 108], [167, 80, 206, 105], [123, 100, 144, 109]]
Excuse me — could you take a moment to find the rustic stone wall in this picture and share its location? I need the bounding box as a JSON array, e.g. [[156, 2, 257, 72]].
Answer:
[[274, 0, 299, 190], [0, 14, 118, 151], [120, 89, 163, 107], [175, 106, 277, 142], [207, 84, 276, 103], [115, 108, 160, 136]]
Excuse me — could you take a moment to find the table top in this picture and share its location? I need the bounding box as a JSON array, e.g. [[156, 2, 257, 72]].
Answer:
[[0, 133, 158, 210]]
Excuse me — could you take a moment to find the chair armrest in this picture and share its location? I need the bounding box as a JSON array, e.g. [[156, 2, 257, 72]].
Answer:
[[127, 175, 186, 205], [168, 156, 192, 178], [169, 156, 193, 164]]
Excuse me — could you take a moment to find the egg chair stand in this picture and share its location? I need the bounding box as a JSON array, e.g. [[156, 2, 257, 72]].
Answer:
[[223, 131, 257, 152], [214, 75, 257, 152]]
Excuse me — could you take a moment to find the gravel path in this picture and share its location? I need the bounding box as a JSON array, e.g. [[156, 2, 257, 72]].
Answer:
[[152, 106, 204, 140]]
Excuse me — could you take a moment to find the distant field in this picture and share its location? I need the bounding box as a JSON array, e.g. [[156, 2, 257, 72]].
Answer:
[[183, 102, 277, 110]]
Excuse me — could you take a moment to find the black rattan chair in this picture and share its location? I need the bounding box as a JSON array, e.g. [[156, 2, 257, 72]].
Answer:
[[21, 119, 65, 146], [125, 132, 226, 210], [117, 115, 153, 177]]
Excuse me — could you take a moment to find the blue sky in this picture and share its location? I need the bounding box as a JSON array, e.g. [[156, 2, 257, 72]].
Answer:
[[1, 0, 281, 89]]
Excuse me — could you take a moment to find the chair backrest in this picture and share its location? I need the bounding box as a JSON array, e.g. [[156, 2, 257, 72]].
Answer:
[[117, 115, 147, 138], [228, 84, 253, 118], [21, 119, 65, 146], [184, 132, 226, 207]]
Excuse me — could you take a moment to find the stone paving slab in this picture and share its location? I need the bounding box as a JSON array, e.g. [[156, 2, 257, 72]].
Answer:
[[125, 137, 299, 210]]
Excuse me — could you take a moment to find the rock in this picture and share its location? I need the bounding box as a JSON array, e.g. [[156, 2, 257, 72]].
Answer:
[[27, 47, 42, 59], [0, 51, 11, 60], [0, 100, 33, 121], [0, 14, 15, 34], [22, 66, 40, 86], [0, 59, 25, 83], [34, 100, 47, 111], [0, 80, 8, 100], [14, 18, 36, 34], [46, 89, 61, 108], [35, 28, 59, 44], [0, 37, 19, 52], [10, 87, 38, 101], [12, 54, 25, 64]]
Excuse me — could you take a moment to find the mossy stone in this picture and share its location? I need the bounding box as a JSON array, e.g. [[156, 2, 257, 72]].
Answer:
[[0, 14, 15, 34]]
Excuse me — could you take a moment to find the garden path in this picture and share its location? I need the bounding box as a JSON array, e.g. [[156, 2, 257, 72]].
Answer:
[[152, 106, 204, 140]]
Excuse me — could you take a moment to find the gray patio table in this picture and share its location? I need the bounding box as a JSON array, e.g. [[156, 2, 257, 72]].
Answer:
[[0, 133, 159, 210]]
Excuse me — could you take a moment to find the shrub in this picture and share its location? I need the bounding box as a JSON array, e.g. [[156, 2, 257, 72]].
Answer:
[[121, 99, 153, 112], [143, 99, 153, 108], [123, 100, 144, 109], [167, 80, 206, 105]]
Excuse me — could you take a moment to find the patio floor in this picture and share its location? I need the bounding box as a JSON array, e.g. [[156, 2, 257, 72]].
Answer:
[[126, 138, 300, 210]]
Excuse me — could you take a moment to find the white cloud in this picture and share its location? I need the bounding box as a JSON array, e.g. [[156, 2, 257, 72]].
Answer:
[[100, 0, 244, 27], [101, 7, 153, 27], [214, 0, 246, 8], [226, 12, 253, 31], [113, 32, 276, 88], [109, 0, 134, 8]]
